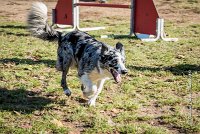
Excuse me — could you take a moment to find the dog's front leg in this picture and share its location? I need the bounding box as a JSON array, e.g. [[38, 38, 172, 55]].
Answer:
[[61, 63, 71, 96], [80, 74, 97, 100], [88, 78, 107, 106]]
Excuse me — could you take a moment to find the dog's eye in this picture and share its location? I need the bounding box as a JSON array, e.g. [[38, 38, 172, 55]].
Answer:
[[111, 60, 118, 65], [114, 66, 118, 70]]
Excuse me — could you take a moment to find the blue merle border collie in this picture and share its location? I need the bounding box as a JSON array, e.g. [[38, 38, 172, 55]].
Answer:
[[27, 2, 128, 106]]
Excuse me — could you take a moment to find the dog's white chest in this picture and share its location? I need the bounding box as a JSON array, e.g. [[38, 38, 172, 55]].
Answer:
[[88, 68, 111, 82]]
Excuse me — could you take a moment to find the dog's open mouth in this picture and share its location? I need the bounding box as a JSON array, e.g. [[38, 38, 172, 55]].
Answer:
[[110, 69, 121, 83]]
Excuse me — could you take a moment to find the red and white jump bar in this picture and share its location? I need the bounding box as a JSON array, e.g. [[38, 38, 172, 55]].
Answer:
[[52, 0, 178, 42]]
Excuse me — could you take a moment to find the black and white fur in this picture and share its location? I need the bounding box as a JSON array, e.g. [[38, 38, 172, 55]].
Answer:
[[27, 2, 128, 106]]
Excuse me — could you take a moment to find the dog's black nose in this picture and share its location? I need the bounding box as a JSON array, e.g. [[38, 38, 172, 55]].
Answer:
[[121, 69, 128, 74]]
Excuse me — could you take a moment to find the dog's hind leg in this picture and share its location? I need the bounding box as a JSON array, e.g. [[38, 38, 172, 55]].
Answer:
[[61, 59, 72, 96]]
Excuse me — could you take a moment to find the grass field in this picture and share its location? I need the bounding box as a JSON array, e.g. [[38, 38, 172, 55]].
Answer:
[[0, 0, 200, 133]]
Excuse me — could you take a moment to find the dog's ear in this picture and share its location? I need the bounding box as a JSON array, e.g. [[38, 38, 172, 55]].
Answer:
[[116, 42, 125, 56], [101, 43, 108, 55], [115, 42, 124, 52]]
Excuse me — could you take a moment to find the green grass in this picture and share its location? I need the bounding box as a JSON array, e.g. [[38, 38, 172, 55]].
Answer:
[[0, 5, 200, 134]]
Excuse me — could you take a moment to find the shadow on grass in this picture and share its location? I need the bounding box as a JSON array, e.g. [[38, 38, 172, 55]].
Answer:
[[0, 24, 29, 37], [113, 35, 138, 39], [0, 25, 27, 29], [0, 87, 53, 114], [0, 58, 56, 68], [128, 65, 161, 72], [0, 30, 29, 37], [128, 64, 200, 75], [1, 58, 199, 75], [165, 64, 200, 75]]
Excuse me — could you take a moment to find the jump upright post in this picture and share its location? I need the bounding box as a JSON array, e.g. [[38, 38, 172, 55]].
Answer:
[[53, 0, 178, 42]]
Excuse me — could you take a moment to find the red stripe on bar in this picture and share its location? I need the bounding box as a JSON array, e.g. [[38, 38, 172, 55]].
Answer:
[[75, 3, 131, 9]]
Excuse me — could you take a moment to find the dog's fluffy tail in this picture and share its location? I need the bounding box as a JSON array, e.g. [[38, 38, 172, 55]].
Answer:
[[27, 2, 60, 41]]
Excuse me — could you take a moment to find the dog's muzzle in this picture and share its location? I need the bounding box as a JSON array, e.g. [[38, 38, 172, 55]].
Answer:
[[110, 68, 128, 83], [121, 69, 128, 74]]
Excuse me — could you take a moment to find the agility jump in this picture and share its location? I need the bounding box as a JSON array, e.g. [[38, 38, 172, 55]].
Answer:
[[52, 0, 178, 42]]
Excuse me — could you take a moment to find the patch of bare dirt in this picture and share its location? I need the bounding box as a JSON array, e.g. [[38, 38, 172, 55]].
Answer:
[[155, 0, 200, 24], [0, 0, 57, 22]]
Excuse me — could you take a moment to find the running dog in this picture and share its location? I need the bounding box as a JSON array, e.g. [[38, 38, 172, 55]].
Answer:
[[27, 2, 128, 106]]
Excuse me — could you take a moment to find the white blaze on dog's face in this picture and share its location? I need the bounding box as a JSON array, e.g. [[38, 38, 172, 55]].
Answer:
[[101, 42, 128, 83]]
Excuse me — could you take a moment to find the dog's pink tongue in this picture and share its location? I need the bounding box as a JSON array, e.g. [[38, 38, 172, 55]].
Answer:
[[115, 73, 121, 83]]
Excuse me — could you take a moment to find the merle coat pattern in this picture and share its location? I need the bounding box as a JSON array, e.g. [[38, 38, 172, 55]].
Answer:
[[27, 2, 128, 106]]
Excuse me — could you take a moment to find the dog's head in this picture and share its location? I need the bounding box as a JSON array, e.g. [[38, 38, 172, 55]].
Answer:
[[100, 42, 128, 83]]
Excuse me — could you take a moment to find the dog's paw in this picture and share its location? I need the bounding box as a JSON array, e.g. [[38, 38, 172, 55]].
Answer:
[[64, 89, 71, 96], [88, 98, 96, 106]]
